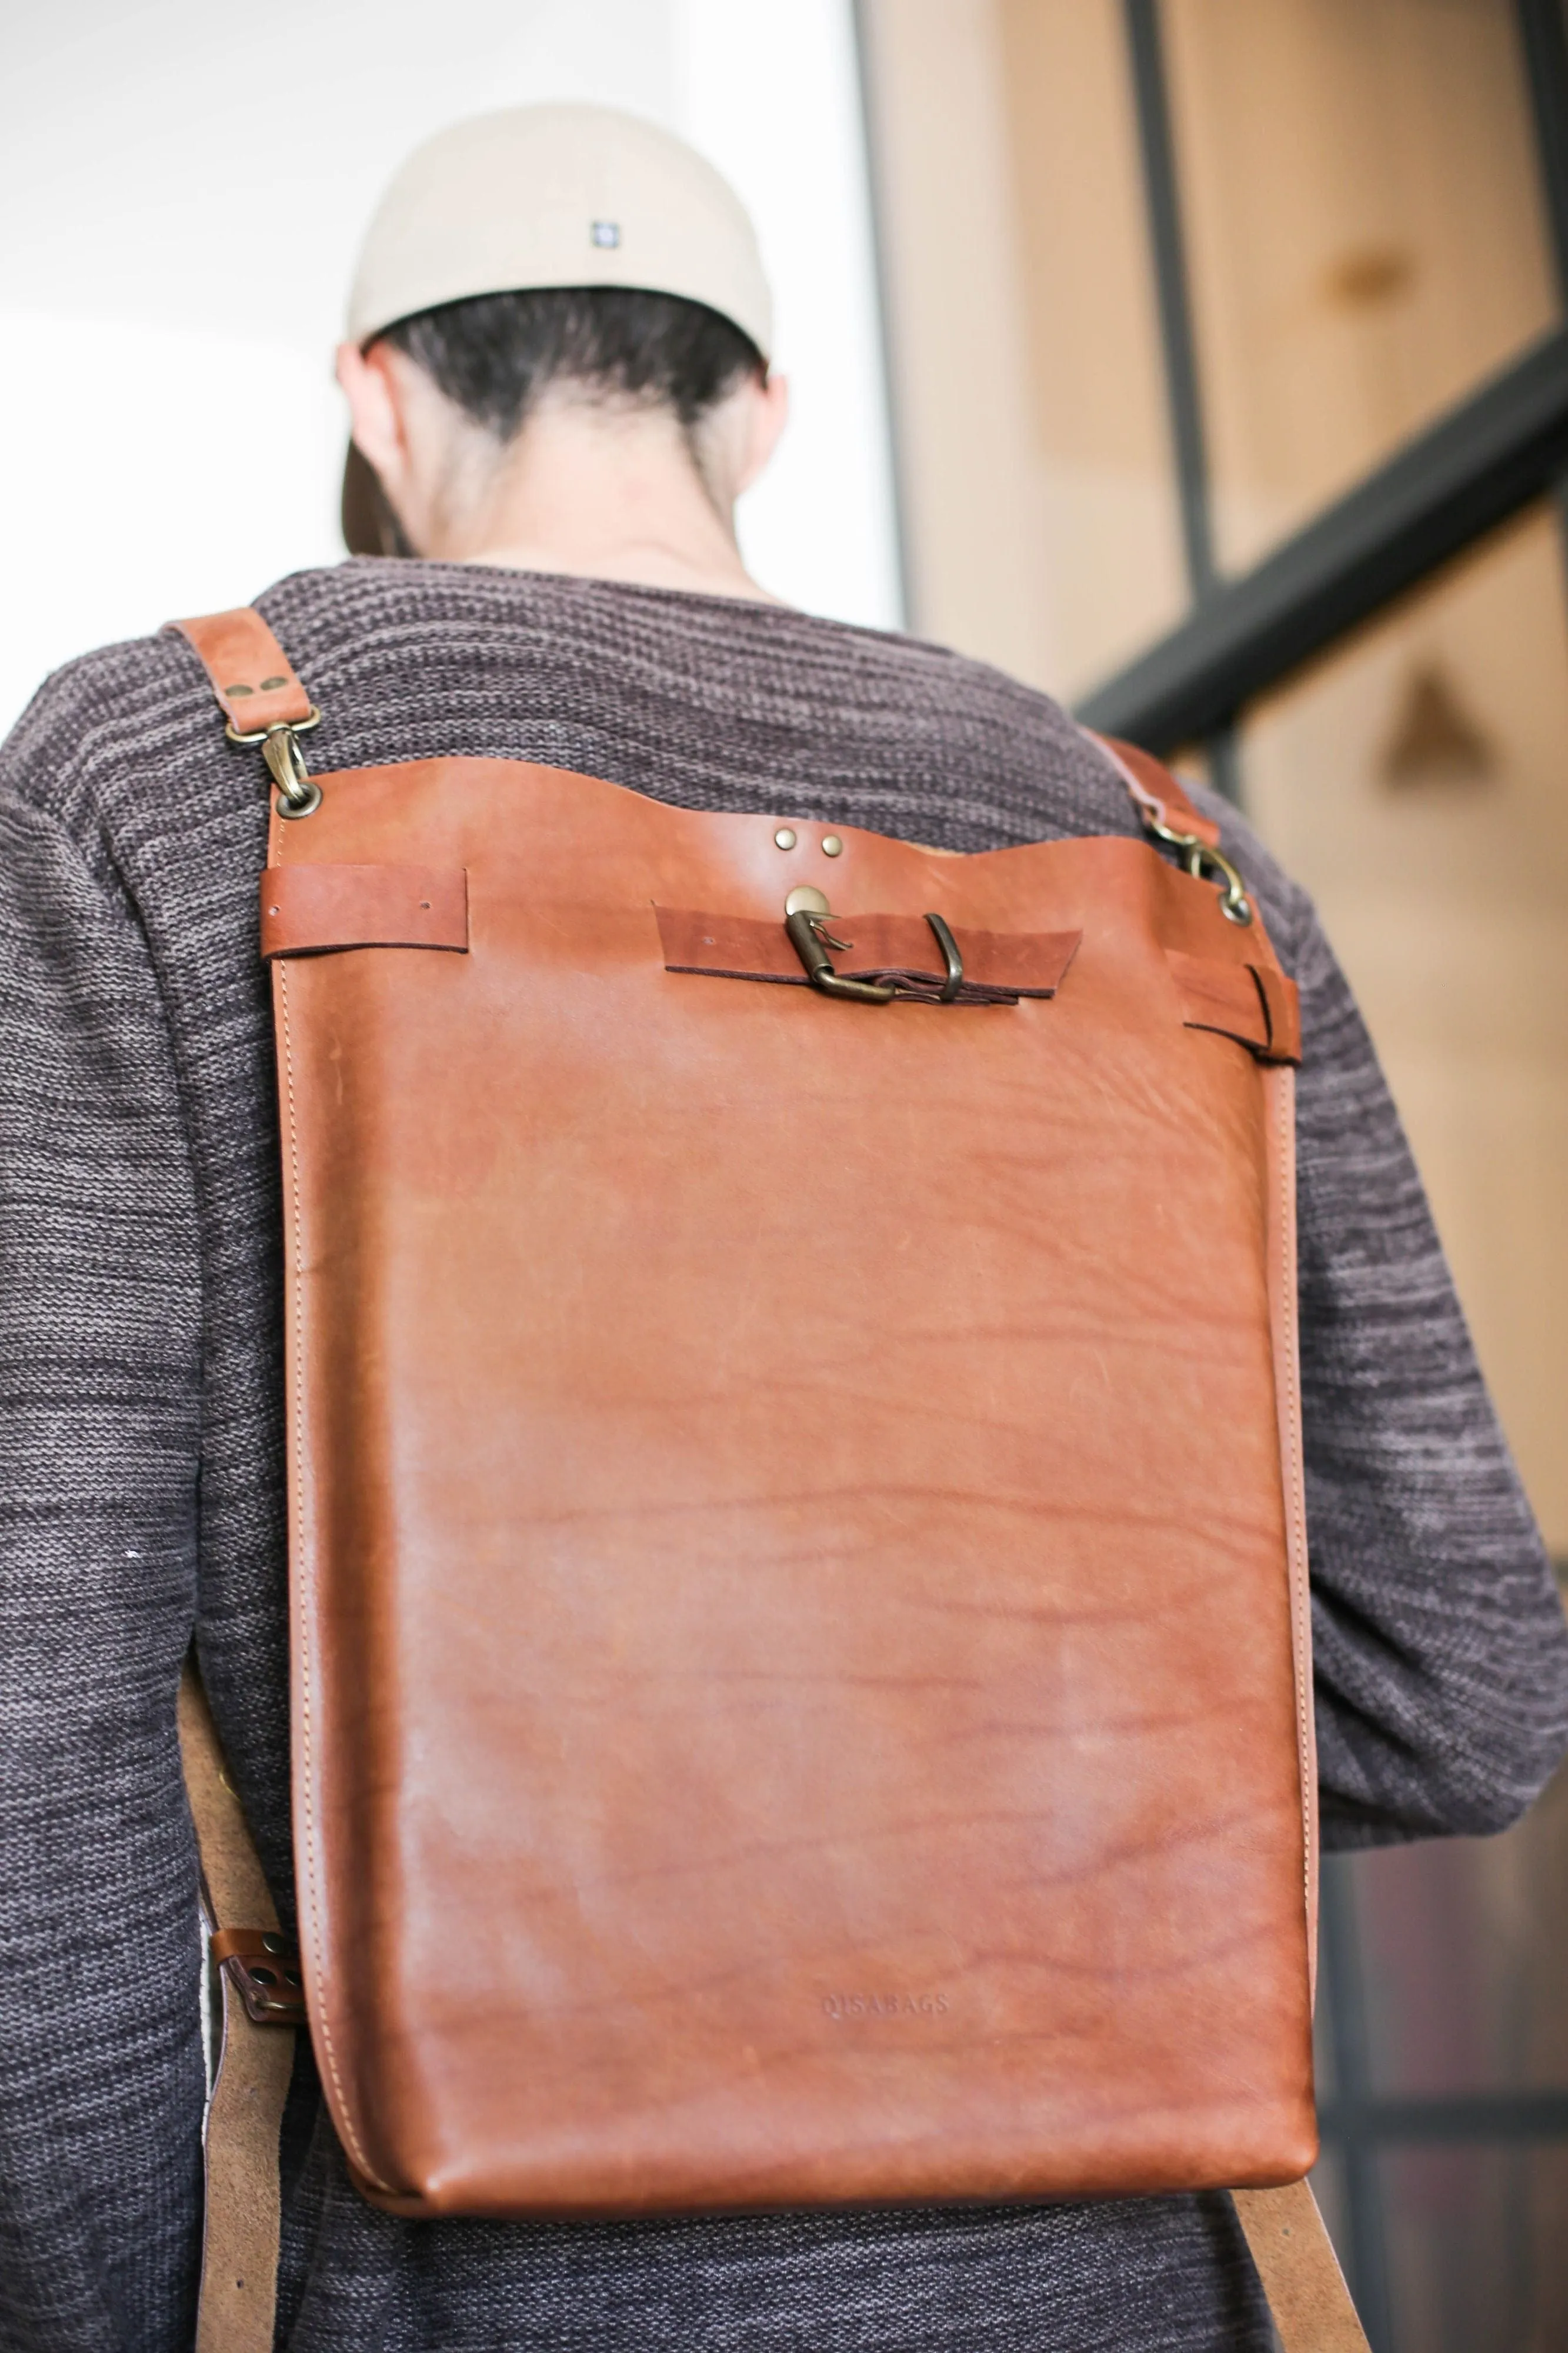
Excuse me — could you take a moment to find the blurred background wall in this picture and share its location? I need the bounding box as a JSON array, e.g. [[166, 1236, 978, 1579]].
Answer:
[[0, 0, 901, 730], [859, 4, 1568, 2344], [4, 1, 1568, 2345]]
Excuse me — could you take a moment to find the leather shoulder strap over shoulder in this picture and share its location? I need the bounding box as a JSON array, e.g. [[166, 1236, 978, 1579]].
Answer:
[[178, 1659, 299, 2353], [168, 609, 323, 818], [1084, 726, 1224, 849], [1082, 724, 1273, 944], [168, 607, 315, 734], [169, 609, 315, 737]]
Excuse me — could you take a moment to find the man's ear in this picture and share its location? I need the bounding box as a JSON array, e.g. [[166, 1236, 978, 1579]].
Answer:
[[735, 371, 790, 495], [336, 341, 410, 489]]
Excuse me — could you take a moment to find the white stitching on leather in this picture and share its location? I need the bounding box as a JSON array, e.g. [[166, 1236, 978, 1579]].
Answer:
[[278, 954, 392, 2191], [1274, 1067, 1316, 2001]]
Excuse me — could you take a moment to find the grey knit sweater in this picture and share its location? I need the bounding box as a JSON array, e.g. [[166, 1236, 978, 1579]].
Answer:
[[2, 560, 1564, 2353]]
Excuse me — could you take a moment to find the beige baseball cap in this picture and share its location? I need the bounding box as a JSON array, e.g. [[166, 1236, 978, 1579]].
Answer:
[[346, 103, 773, 359]]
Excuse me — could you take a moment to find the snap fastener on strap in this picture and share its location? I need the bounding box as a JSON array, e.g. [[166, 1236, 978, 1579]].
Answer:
[[211, 1925, 309, 2025]]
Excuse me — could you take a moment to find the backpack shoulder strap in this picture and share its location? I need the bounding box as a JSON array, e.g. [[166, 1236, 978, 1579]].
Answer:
[[178, 1659, 299, 2353], [1235, 2182, 1370, 2348], [168, 609, 314, 736], [1086, 726, 1225, 847], [168, 608, 323, 817]]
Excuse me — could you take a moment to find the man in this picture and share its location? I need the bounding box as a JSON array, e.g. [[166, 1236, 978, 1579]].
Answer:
[[1, 102, 1564, 2353]]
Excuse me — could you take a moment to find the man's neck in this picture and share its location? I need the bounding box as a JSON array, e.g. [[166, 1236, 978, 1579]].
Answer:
[[427, 396, 782, 605]]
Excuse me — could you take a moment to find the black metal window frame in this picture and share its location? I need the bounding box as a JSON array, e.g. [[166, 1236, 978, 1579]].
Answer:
[[1081, 4, 1568, 2342], [1076, 0, 1568, 774]]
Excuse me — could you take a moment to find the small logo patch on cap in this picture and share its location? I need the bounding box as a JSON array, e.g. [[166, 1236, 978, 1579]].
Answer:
[[590, 219, 621, 249]]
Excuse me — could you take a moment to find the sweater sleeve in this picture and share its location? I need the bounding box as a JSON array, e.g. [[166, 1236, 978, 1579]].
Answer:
[[0, 792, 204, 2352], [1202, 794, 1568, 1849]]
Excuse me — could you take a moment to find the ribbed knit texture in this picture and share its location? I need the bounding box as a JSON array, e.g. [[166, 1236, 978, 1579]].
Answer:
[[2, 559, 1564, 2353]]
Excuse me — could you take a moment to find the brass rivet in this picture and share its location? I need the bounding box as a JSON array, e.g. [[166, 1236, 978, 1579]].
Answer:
[[785, 884, 830, 918], [225, 681, 255, 696], [258, 674, 288, 692], [821, 834, 844, 857], [774, 826, 798, 850]]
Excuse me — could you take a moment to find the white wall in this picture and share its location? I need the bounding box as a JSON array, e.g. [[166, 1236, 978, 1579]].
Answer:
[[0, 0, 900, 734]]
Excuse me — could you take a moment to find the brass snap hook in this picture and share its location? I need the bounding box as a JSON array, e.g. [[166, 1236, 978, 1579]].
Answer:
[[1185, 841, 1253, 926], [261, 726, 323, 821], [1137, 806, 1252, 925], [226, 706, 323, 819], [783, 903, 896, 1004]]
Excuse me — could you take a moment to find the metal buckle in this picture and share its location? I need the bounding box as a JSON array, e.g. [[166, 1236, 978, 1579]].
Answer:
[[783, 902, 968, 1004], [785, 907, 897, 1002]]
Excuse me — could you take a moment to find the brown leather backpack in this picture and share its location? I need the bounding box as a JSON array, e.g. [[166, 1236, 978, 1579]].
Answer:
[[172, 607, 1368, 2351]]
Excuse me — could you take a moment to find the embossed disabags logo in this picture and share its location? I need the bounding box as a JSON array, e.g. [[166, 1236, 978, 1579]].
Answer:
[[822, 1992, 950, 2020]]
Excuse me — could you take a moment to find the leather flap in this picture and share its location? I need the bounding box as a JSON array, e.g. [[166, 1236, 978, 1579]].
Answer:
[[260, 866, 469, 959], [656, 906, 1080, 998], [1167, 949, 1301, 1065]]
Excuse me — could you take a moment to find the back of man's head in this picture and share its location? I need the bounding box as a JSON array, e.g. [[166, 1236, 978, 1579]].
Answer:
[[340, 105, 775, 558]]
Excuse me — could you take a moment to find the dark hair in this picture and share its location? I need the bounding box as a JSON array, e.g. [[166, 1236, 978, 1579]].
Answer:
[[342, 284, 766, 556], [382, 284, 764, 439]]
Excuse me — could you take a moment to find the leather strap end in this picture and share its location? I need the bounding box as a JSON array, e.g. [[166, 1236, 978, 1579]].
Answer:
[[1252, 961, 1302, 1064], [1167, 949, 1302, 1065]]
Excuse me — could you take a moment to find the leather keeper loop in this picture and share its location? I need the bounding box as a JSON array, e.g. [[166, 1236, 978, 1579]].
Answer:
[[261, 865, 469, 959], [656, 906, 1080, 999]]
